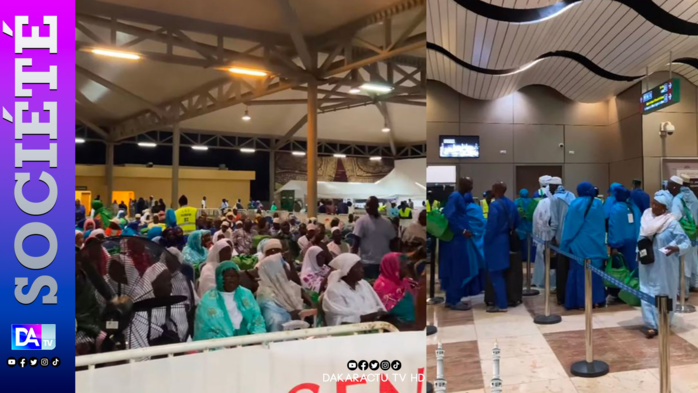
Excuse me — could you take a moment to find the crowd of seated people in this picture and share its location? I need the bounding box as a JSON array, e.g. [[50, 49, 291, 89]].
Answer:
[[75, 194, 428, 356]]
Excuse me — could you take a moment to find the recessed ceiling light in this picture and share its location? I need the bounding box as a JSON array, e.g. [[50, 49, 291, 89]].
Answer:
[[138, 142, 156, 148], [240, 148, 256, 153], [91, 48, 140, 60], [75, 138, 86, 144]]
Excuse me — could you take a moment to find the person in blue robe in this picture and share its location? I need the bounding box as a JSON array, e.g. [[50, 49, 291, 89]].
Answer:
[[463, 192, 487, 297], [608, 186, 641, 272], [440, 178, 480, 310], [639, 190, 691, 338], [603, 182, 622, 219], [630, 179, 650, 213], [484, 182, 519, 312], [669, 178, 698, 296], [515, 189, 535, 262], [561, 182, 608, 310]]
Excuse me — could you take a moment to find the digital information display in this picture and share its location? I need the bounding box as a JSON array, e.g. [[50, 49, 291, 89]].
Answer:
[[439, 135, 480, 158], [641, 78, 680, 114]]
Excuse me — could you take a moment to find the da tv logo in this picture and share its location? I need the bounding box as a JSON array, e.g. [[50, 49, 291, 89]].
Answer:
[[11, 325, 56, 350]]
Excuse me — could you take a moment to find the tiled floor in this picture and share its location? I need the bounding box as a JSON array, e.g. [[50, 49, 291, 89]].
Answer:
[[427, 273, 698, 393]]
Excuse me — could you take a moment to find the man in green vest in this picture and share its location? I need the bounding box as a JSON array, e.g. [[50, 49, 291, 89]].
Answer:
[[175, 195, 198, 235], [398, 201, 413, 219]]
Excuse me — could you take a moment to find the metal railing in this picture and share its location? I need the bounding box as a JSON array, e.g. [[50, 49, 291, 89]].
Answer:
[[76, 322, 398, 369]]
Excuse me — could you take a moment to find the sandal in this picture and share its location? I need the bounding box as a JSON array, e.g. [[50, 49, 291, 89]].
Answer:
[[641, 326, 657, 339]]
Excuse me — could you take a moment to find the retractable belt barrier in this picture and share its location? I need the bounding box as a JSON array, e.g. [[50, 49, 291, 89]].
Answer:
[[530, 235, 672, 392]]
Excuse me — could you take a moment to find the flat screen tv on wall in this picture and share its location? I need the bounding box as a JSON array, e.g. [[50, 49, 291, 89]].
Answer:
[[439, 135, 480, 158]]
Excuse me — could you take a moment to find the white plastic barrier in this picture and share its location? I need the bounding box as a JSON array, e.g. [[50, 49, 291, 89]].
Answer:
[[76, 323, 426, 393]]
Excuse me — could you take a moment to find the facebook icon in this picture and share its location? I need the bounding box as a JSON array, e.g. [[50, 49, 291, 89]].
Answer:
[[11, 325, 56, 350]]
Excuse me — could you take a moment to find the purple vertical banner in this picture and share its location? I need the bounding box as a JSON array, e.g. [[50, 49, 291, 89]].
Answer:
[[0, 1, 74, 392]]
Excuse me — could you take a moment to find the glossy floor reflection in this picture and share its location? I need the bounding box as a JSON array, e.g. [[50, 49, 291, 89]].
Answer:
[[427, 273, 698, 393]]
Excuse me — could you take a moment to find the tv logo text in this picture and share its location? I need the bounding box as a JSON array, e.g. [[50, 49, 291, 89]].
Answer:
[[11, 324, 56, 350]]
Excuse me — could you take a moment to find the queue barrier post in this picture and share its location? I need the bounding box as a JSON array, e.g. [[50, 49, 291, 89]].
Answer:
[[533, 242, 561, 325], [570, 259, 609, 378], [675, 255, 695, 313], [523, 236, 540, 297], [427, 237, 444, 306], [657, 295, 672, 393]]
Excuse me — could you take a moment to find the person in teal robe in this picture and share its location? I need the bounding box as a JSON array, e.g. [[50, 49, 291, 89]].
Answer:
[[515, 189, 534, 262], [561, 182, 607, 310], [194, 261, 266, 340], [608, 185, 641, 272]]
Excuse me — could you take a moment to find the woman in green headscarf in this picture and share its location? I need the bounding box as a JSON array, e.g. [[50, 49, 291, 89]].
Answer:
[[194, 261, 267, 340], [91, 199, 113, 228]]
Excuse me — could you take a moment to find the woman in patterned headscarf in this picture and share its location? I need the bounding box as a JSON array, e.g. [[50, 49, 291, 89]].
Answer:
[[194, 261, 266, 340]]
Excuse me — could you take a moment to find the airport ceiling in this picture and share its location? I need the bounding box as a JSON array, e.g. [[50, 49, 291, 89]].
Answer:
[[75, 0, 427, 148], [426, 0, 698, 102]]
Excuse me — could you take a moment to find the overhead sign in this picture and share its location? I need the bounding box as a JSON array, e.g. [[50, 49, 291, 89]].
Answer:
[[641, 78, 680, 114]]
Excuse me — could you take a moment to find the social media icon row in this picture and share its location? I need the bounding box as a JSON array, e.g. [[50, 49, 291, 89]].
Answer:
[[347, 359, 401, 371], [7, 357, 59, 368]]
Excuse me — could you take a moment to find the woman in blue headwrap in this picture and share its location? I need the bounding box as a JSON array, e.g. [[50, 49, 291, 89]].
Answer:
[[638, 191, 691, 338], [194, 261, 266, 340], [561, 182, 608, 310], [122, 221, 140, 237], [147, 226, 163, 241], [608, 185, 641, 272], [182, 230, 209, 265], [603, 182, 622, 219], [165, 209, 177, 228], [515, 189, 535, 262]]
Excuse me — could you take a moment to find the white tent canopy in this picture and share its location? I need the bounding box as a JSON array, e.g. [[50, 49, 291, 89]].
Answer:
[[276, 158, 426, 203]]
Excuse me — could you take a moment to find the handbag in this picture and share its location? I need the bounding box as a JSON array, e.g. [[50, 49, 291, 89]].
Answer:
[[618, 271, 641, 307], [426, 210, 453, 242], [680, 199, 697, 242], [637, 236, 655, 265], [604, 253, 631, 289]]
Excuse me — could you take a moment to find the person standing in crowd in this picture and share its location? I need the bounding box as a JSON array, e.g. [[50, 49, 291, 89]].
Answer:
[[481, 190, 493, 219], [441, 177, 486, 310], [201, 196, 207, 209], [388, 202, 399, 219], [549, 177, 575, 304], [561, 182, 607, 310], [532, 175, 555, 289], [235, 199, 243, 209], [351, 196, 397, 280], [233, 219, 254, 255], [76, 199, 86, 226], [322, 254, 386, 326], [639, 190, 691, 338], [484, 182, 519, 313], [514, 189, 533, 263], [271, 202, 278, 212], [111, 200, 119, 216], [118, 200, 127, 213], [669, 175, 698, 295], [631, 179, 650, 213], [174, 195, 197, 235], [408, 199, 414, 209], [129, 198, 136, 217], [604, 183, 622, 219], [147, 195, 155, 210], [398, 201, 413, 220], [220, 198, 229, 214], [608, 186, 641, 272]]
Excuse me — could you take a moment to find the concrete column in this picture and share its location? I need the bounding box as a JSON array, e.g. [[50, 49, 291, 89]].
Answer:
[[105, 141, 114, 205], [307, 82, 318, 217], [269, 149, 275, 206], [171, 122, 180, 209]]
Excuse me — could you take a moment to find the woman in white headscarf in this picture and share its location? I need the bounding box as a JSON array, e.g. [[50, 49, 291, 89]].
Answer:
[[322, 254, 386, 326], [638, 190, 691, 338], [197, 239, 236, 298], [256, 253, 306, 331], [300, 245, 332, 292]]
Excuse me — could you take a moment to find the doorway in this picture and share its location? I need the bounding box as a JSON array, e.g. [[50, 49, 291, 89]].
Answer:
[[515, 165, 563, 196]]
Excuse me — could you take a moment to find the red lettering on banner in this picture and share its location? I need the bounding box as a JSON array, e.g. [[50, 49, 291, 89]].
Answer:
[[288, 383, 320, 393], [417, 368, 425, 393], [379, 377, 400, 393], [337, 378, 367, 392]]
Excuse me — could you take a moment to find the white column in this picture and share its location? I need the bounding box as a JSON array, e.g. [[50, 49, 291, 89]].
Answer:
[[105, 141, 114, 204], [171, 122, 180, 209]]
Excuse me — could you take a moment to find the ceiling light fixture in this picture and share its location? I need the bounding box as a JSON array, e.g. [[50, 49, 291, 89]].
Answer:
[[240, 148, 256, 153], [229, 67, 268, 77], [242, 107, 251, 121], [348, 87, 361, 94], [292, 151, 306, 156], [138, 142, 157, 148], [192, 145, 209, 151], [75, 138, 86, 144], [333, 154, 346, 158], [381, 121, 391, 133], [500, 59, 544, 76], [361, 83, 393, 93], [370, 156, 382, 161], [415, 182, 426, 189], [518, 3, 579, 25], [91, 48, 141, 60]]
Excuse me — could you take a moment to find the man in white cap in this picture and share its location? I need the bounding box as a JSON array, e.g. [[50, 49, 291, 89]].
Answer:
[[298, 223, 317, 254], [548, 176, 575, 304], [270, 217, 282, 237], [669, 175, 698, 295], [532, 175, 556, 289]]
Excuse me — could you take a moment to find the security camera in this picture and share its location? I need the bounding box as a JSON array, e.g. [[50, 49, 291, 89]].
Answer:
[[660, 121, 675, 136]]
